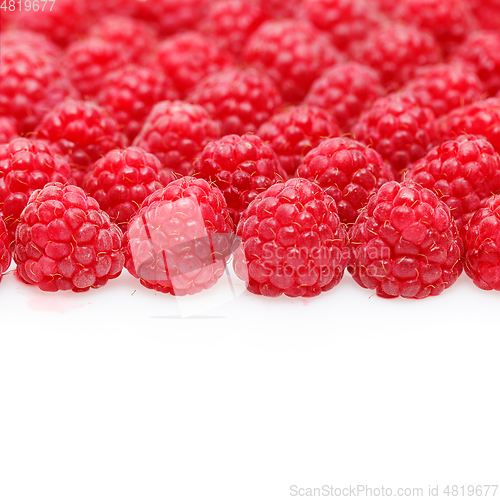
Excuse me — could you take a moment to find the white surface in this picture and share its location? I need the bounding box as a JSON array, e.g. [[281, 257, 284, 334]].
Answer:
[[0, 265, 499, 500]]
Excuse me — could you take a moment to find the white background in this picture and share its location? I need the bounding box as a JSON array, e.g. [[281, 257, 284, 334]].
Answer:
[[0, 264, 499, 499]]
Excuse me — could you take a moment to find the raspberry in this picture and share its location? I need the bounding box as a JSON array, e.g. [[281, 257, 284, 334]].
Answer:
[[150, 32, 234, 98], [133, 100, 220, 176], [63, 38, 127, 99], [35, 100, 128, 188], [352, 93, 437, 177], [451, 31, 500, 95], [354, 24, 442, 91], [0, 118, 17, 144], [0, 217, 12, 284], [297, 137, 394, 225], [256, 105, 341, 177], [243, 20, 343, 103], [83, 147, 164, 231], [394, 0, 477, 54], [125, 177, 234, 295], [348, 181, 463, 298], [304, 0, 385, 54], [0, 45, 77, 135], [464, 194, 500, 291], [0, 137, 72, 242], [188, 68, 282, 136], [437, 98, 500, 152], [471, 0, 500, 30], [199, 0, 267, 59], [303, 62, 384, 132], [401, 63, 483, 118], [261, 0, 304, 19], [89, 16, 159, 65], [85, 0, 139, 19], [0, 29, 61, 58], [233, 177, 348, 298], [14, 182, 125, 292], [97, 65, 178, 142], [191, 133, 287, 224], [405, 135, 500, 228]]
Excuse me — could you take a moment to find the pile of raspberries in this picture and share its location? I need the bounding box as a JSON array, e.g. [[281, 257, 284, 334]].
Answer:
[[3, 0, 500, 299]]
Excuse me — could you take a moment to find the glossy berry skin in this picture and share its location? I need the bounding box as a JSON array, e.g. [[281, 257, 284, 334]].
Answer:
[[14, 183, 125, 293], [256, 106, 340, 177], [83, 147, 165, 231], [0, 218, 12, 284], [401, 63, 483, 118], [234, 178, 348, 298], [0, 118, 17, 145], [35, 100, 128, 188], [188, 68, 282, 136], [97, 65, 178, 142], [125, 177, 234, 296], [352, 93, 437, 177], [0, 138, 72, 241], [464, 195, 500, 291], [192, 134, 287, 224], [297, 137, 394, 225], [304, 62, 384, 132], [243, 20, 343, 103], [354, 24, 442, 91], [348, 181, 463, 299], [405, 135, 500, 229], [133, 100, 220, 177], [150, 32, 234, 98]]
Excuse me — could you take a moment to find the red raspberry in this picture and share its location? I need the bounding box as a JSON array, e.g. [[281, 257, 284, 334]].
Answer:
[[471, 0, 500, 30], [85, 0, 139, 19], [0, 137, 72, 241], [83, 147, 164, 232], [191, 133, 287, 224], [464, 194, 500, 291], [125, 177, 234, 296], [188, 68, 282, 136], [243, 20, 343, 103], [304, 0, 385, 54], [199, 0, 267, 59], [233, 177, 348, 298], [348, 181, 463, 298], [35, 100, 128, 187], [0, 45, 77, 135], [261, 0, 304, 19], [0, 217, 12, 284], [394, 0, 477, 54], [405, 135, 500, 228], [14, 183, 125, 292], [401, 63, 483, 118], [352, 93, 437, 177], [0, 29, 61, 58], [437, 98, 500, 152], [297, 137, 394, 225], [89, 16, 159, 65], [451, 31, 500, 95], [150, 32, 234, 99], [97, 65, 178, 142], [304, 62, 385, 132], [133, 100, 220, 176], [63, 38, 127, 99], [256, 105, 341, 177], [0, 118, 17, 144], [354, 24, 442, 91]]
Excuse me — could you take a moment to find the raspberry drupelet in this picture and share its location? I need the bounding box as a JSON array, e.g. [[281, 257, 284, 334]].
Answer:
[[405, 135, 500, 229], [191, 133, 287, 224], [125, 177, 234, 296], [188, 68, 282, 136], [133, 100, 220, 177], [256, 105, 341, 178], [0, 218, 11, 284], [303, 62, 385, 133], [0, 138, 72, 242], [233, 177, 348, 298], [0, 118, 17, 145], [348, 181, 463, 299], [35, 100, 128, 188], [297, 137, 394, 225], [14, 183, 125, 293], [243, 19, 343, 103], [464, 194, 500, 291], [0, 30, 62, 59]]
